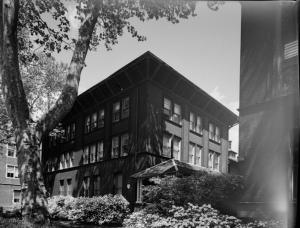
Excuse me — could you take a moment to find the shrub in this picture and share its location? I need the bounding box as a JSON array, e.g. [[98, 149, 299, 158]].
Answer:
[[123, 203, 285, 228], [0, 217, 59, 228], [142, 172, 243, 214], [47, 194, 130, 225]]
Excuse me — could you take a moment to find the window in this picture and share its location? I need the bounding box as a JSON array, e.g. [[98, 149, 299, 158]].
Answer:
[[173, 138, 180, 160], [65, 152, 69, 168], [209, 123, 220, 142], [122, 97, 130, 119], [59, 180, 64, 195], [190, 112, 195, 131], [67, 179, 72, 196], [112, 136, 119, 158], [71, 123, 76, 139], [163, 98, 171, 119], [208, 151, 213, 169], [113, 102, 120, 122], [70, 152, 74, 168], [173, 103, 181, 124], [91, 112, 97, 131], [13, 190, 21, 203], [49, 157, 58, 171], [7, 165, 18, 178], [162, 134, 171, 157], [97, 141, 104, 161], [121, 133, 129, 156], [83, 146, 89, 164], [90, 143, 96, 163], [114, 172, 123, 195], [84, 116, 91, 134], [189, 143, 195, 164], [195, 146, 202, 166], [7, 147, 16, 157], [60, 154, 64, 169], [215, 126, 220, 143], [209, 123, 215, 140], [94, 175, 101, 196], [83, 177, 90, 197], [66, 126, 71, 141], [98, 109, 105, 128], [208, 151, 220, 171], [196, 116, 202, 134]]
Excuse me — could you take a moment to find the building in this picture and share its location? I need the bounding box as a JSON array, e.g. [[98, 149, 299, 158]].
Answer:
[[42, 51, 238, 210], [0, 143, 21, 211], [237, 1, 298, 226], [228, 141, 238, 175]]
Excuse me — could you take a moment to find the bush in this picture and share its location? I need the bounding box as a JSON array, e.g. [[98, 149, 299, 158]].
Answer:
[[142, 172, 243, 214], [47, 194, 130, 225], [0, 217, 58, 228], [123, 203, 285, 228]]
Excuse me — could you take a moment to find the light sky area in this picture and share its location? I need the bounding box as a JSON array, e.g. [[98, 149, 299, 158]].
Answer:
[[53, 1, 241, 152]]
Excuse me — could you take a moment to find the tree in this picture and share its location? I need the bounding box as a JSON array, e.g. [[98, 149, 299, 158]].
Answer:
[[0, 0, 223, 224]]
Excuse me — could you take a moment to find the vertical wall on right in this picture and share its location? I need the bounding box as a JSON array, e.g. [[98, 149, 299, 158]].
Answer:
[[238, 1, 299, 226]]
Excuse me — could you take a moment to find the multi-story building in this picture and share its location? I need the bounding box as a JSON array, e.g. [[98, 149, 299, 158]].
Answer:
[[42, 51, 238, 210], [0, 143, 21, 211], [237, 1, 298, 226]]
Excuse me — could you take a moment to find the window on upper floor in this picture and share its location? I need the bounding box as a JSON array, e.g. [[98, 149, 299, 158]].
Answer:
[[91, 112, 98, 131], [163, 97, 182, 125], [84, 116, 91, 134], [6, 165, 18, 178], [83, 145, 90, 165], [209, 123, 221, 143], [111, 136, 119, 159], [98, 109, 105, 128], [111, 134, 129, 159], [113, 101, 121, 123], [190, 113, 203, 134], [7, 148, 16, 157], [90, 143, 96, 163], [122, 97, 130, 119], [97, 141, 104, 162]]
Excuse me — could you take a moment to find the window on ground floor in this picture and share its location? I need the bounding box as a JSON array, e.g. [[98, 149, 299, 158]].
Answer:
[[83, 176, 90, 197], [13, 190, 21, 203], [114, 172, 123, 195], [94, 175, 101, 196]]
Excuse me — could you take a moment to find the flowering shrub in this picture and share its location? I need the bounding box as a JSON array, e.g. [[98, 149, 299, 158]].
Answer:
[[47, 194, 130, 225], [123, 203, 285, 228], [142, 172, 243, 215]]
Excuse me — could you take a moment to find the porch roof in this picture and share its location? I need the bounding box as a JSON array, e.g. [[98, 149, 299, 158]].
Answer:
[[131, 159, 213, 179]]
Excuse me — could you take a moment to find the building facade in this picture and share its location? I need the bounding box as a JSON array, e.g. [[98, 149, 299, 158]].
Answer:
[[0, 143, 21, 211], [42, 51, 238, 209], [237, 2, 298, 226]]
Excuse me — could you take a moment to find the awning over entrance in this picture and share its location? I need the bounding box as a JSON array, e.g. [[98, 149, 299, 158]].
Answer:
[[131, 159, 213, 179]]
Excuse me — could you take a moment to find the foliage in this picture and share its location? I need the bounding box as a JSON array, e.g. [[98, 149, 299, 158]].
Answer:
[[0, 217, 59, 228], [142, 171, 243, 214], [123, 203, 286, 228], [48, 194, 130, 225]]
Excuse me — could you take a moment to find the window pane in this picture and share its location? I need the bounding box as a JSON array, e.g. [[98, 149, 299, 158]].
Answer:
[[189, 143, 194, 164], [97, 141, 103, 161], [98, 109, 105, 128], [84, 146, 89, 164], [112, 137, 119, 158], [215, 126, 220, 143], [85, 116, 91, 133], [91, 113, 97, 130], [195, 146, 201, 166], [208, 152, 213, 168], [213, 153, 220, 171], [173, 139, 180, 160], [196, 116, 202, 134], [113, 102, 120, 122], [209, 123, 214, 140], [164, 98, 171, 110], [90, 144, 96, 163], [121, 134, 129, 156], [173, 103, 181, 124], [71, 123, 76, 139], [114, 173, 123, 195], [162, 135, 171, 157], [190, 113, 195, 130], [94, 175, 101, 196], [122, 97, 130, 119]]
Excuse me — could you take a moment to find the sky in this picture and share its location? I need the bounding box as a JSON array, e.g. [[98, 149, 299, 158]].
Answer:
[[53, 1, 241, 152]]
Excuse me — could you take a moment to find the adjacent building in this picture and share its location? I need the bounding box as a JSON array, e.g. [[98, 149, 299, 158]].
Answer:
[[42, 51, 238, 210], [237, 1, 298, 226], [0, 143, 21, 211]]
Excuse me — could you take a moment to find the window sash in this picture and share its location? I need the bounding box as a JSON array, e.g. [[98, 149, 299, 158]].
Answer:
[[90, 144, 96, 163], [113, 102, 120, 122], [195, 146, 201, 166], [83, 146, 89, 164], [196, 116, 202, 134], [208, 152, 213, 169], [163, 98, 171, 119], [189, 143, 195, 164], [91, 113, 98, 131], [122, 97, 130, 119], [13, 190, 21, 203], [112, 137, 119, 158], [162, 135, 171, 157], [97, 141, 104, 161], [94, 175, 101, 196], [121, 134, 129, 156], [173, 139, 180, 160], [114, 173, 123, 195], [8, 149, 15, 157], [190, 113, 195, 131], [85, 116, 91, 133], [98, 109, 105, 128], [173, 103, 181, 124]]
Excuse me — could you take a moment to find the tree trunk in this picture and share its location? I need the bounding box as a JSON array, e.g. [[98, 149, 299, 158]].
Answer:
[[17, 128, 49, 224], [1, 0, 100, 225]]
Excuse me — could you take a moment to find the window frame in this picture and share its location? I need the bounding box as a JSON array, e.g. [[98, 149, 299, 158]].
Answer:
[[163, 97, 182, 125], [97, 141, 104, 161], [6, 165, 18, 179], [195, 145, 202, 166], [12, 190, 21, 203], [188, 143, 195, 164], [114, 172, 123, 195], [162, 134, 172, 157], [122, 97, 130, 119], [83, 145, 90, 165], [83, 176, 90, 197], [112, 101, 121, 123], [111, 136, 120, 158], [172, 137, 181, 160], [7, 149, 16, 157], [121, 133, 129, 157], [91, 112, 98, 131], [90, 143, 96, 163], [93, 175, 101, 196], [98, 109, 105, 128], [209, 123, 221, 143]]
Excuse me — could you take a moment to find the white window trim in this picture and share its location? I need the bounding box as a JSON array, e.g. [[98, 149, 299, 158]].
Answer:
[[12, 189, 21, 203], [6, 165, 18, 179]]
